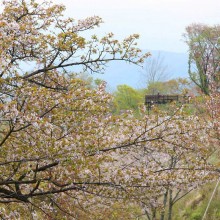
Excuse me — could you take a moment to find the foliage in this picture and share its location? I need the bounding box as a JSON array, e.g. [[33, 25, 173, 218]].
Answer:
[[112, 84, 143, 114], [0, 0, 219, 219], [145, 78, 192, 95], [184, 23, 220, 95]]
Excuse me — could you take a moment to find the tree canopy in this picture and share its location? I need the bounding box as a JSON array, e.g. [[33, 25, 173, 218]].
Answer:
[[0, 1, 219, 219], [184, 23, 220, 95]]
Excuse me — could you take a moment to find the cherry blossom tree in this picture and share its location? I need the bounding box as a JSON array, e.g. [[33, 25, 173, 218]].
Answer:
[[0, 0, 150, 217], [0, 1, 218, 219], [203, 62, 220, 145], [184, 23, 220, 95]]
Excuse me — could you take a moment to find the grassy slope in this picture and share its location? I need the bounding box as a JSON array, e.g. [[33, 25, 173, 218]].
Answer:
[[172, 182, 220, 220]]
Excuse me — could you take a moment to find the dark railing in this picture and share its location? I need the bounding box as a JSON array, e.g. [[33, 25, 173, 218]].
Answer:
[[145, 93, 190, 113]]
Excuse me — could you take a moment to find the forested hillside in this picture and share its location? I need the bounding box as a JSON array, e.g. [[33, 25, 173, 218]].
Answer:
[[0, 1, 219, 219]]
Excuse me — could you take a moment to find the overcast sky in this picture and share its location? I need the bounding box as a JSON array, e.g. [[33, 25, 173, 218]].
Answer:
[[52, 0, 220, 53]]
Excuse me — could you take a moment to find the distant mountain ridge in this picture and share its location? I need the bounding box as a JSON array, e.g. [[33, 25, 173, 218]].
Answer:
[[93, 50, 189, 91]]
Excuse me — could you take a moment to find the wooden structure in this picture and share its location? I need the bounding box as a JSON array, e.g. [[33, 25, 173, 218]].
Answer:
[[145, 93, 190, 114]]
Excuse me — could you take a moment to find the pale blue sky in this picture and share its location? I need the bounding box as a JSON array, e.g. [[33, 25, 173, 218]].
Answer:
[[53, 0, 220, 53]]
